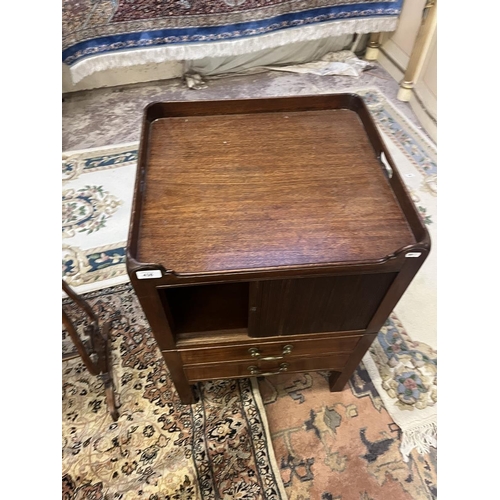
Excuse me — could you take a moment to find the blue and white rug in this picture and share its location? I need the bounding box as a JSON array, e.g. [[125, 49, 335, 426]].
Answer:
[[62, 143, 138, 293]]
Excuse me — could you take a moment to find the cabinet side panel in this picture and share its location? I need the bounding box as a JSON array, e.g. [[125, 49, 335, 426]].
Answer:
[[280, 273, 397, 335]]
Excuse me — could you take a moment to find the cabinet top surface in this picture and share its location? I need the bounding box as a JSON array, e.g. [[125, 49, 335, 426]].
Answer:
[[135, 107, 415, 274]]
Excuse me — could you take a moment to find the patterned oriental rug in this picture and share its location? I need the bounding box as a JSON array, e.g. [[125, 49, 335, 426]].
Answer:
[[62, 88, 437, 498], [62, 0, 403, 83], [258, 369, 437, 500], [62, 284, 288, 499]]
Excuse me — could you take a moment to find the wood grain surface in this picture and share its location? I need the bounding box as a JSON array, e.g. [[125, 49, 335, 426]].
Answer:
[[137, 108, 415, 273], [183, 352, 350, 381], [249, 273, 397, 337], [177, 334, 361, 365]]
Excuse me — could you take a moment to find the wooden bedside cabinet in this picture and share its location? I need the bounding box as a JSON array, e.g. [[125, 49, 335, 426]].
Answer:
[[126, 94, 430, 404]]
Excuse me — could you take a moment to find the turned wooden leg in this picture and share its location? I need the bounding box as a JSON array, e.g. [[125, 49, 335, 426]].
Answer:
[[365, 32, 381, 61]]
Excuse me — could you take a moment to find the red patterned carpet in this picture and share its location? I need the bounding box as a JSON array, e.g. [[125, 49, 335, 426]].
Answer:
[[259, 369, 437, 499]]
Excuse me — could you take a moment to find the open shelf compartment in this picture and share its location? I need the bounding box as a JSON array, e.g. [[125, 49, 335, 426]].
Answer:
[[158, 282, 250, 337]]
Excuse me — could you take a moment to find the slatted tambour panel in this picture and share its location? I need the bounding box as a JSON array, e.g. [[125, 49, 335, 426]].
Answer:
[[248, 279, 288, 338], [249, 273, 397, 337], [283, 273, 398, 334]]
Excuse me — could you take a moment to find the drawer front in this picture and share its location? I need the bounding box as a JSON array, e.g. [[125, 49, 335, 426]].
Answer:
[[184, 353, 350, 382], [178, 335, 361, 365]]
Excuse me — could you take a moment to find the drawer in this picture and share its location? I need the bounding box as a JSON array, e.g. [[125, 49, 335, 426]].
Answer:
[[177, 335, 361, 366], [184, 352, 351, 382]]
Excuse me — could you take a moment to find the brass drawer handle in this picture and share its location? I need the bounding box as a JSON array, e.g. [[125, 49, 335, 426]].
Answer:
[[248, 363, 289, 376], [248, 344, 293, 361]]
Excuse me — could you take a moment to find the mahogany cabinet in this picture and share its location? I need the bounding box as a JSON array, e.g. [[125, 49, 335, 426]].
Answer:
[[126, 94, 430, 404]]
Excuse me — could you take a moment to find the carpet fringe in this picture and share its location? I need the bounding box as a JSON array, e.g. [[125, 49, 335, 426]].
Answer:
[[400, 420, 437, 462], [68, 17, 398, 83]]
